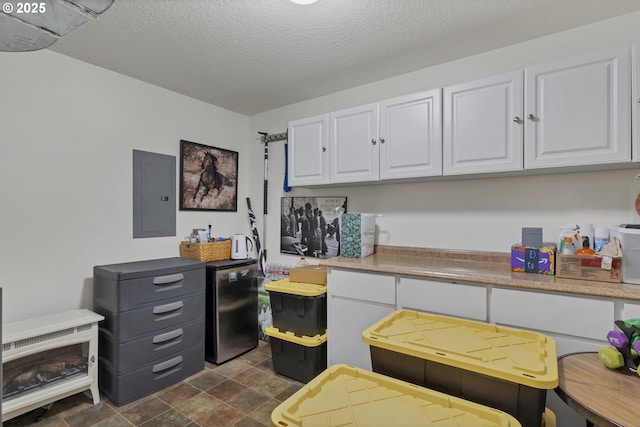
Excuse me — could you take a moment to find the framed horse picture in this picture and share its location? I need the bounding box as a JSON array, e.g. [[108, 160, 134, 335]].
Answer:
[[179, 140, 238, 211]]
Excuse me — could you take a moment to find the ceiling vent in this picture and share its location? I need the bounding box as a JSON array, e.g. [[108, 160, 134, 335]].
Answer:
[[0, 0, 114, 51]]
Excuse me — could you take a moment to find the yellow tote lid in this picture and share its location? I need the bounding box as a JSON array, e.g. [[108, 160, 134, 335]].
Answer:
[[265, 278, 326, 296], [265, 326, 327, 346], [362, 310, 558, 389], [271, 364, 522, 427]]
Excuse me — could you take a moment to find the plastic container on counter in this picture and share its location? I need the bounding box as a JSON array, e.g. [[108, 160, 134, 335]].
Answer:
[[610, 226, 640, 284]]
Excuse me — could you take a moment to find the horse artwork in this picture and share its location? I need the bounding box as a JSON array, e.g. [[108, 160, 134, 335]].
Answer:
[[180, 140, 238, 211]]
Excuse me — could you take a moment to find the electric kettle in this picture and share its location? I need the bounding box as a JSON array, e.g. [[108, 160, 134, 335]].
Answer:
[[231, 234, 253, 259]]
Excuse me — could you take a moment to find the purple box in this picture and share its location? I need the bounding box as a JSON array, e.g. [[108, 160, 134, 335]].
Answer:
[[511, 244, 556, 275]]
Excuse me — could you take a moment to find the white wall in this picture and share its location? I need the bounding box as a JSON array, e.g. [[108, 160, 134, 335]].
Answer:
[[0, 50, 249, 322], [4, 11, 640, 322], [248, 11, 640, 266]]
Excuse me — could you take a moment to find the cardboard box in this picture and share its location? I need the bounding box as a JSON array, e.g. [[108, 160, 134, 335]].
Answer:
[[556, 254, 622, 283], [288, 265, 327, 285], [340, 213, 376, 258], [511, 244, 556, 275]]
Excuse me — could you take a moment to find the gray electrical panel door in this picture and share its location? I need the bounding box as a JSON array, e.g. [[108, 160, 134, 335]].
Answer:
[[133, 150, 176, 238]]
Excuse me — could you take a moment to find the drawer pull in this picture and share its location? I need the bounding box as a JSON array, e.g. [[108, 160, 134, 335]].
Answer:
[[153, 328, 183, 344], [152, 356, 183, 373], [153, 273, 184, 285], [153, 301, 184, 314]]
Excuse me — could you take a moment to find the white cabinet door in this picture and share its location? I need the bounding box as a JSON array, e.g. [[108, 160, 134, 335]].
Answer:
[[327, 297, 394, 370], [398, 277, 487, 321], [329, 103, 379, 183], [525, 46, 631, 169], [287, 114, 329, 186], [491, 288, 613, 340], [443, 71, 524, 175], [327, 268, 396, 370], [379, 90, 442, 180]]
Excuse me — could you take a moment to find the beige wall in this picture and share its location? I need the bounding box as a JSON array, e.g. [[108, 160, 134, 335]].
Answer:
[[3, 11, 640, 322], [0, 50, 249, 322], [248, 11, 640, 266]]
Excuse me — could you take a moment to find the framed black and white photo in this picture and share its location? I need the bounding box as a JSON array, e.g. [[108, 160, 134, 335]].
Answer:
[[280, 197, 347, 258], [180, 140, 238, 211]]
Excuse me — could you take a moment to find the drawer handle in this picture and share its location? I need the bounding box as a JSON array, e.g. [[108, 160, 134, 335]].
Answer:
[[153, 273, 184, 285], [152, 356, 183, 373], [153, 301, 184, 314], [153, 328, 183, 344]]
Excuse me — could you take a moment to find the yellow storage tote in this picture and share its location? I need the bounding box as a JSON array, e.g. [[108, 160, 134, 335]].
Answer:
[[271, 364, 521, 427], [362, 310, 558, 427]]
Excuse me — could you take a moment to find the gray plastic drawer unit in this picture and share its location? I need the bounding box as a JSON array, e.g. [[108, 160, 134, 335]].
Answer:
[[93, 257, 205, 406], [98, 344, 204, 405], [93, 258, 204, 311], [98, 293, 204, 341], [99, 319, 204, 374]]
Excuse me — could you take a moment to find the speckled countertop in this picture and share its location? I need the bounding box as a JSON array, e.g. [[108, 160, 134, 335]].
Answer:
[[320, 245, 640, 301]]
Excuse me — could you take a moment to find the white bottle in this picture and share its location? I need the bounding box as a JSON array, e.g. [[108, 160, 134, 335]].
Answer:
[[296, 257, 308, 267], [594, 227, 610, 252]]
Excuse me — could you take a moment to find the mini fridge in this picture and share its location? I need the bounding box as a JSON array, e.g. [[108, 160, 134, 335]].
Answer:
[[205, 259, 259, 364]]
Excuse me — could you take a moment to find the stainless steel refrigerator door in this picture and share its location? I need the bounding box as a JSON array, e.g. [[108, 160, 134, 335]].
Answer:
[[213, 264, 258, 363]]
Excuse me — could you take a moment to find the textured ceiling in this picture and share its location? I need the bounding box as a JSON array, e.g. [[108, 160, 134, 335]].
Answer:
[[48, 0, 640, 116]]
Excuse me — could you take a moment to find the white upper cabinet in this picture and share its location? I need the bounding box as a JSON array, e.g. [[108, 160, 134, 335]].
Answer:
[[379, 89, 443, 179], [329, 103, 379, 184], [633, 43, 640, 162], [287, 114, 329, 186], [524, 46, 631, 169], [443, 71, 524, 175], [288, 44, 635, 186]]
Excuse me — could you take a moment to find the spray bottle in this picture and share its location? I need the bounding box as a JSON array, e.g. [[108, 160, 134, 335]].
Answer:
[[558, 225, 579, 255]]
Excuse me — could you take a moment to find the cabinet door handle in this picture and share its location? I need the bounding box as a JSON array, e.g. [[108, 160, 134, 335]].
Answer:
[[152, 356, 183, 373], [153, 301, 184, 314], [380, 137, 386, 144], [513, 116, 522, 124], [322, 146, 326, 152], [371, 139, 377, 145], [527, 113, 537, 121], [153, 328, 184, 344], [153, 273, 184, 285]]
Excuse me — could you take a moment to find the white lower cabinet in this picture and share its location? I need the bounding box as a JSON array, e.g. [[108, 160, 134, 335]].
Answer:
[[398, 277, 487, 321], [622, 301, 640, 318], [326, 268, 395, 370], [327, 269, 621, 427], [490, 288, 613, 341], [491, 287, 612, 427]]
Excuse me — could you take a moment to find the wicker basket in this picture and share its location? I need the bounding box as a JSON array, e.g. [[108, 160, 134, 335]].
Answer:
[[180, 240, 231, 262]]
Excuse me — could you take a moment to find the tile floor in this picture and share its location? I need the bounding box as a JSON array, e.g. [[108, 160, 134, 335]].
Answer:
[[4, 341, 303, 427]]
